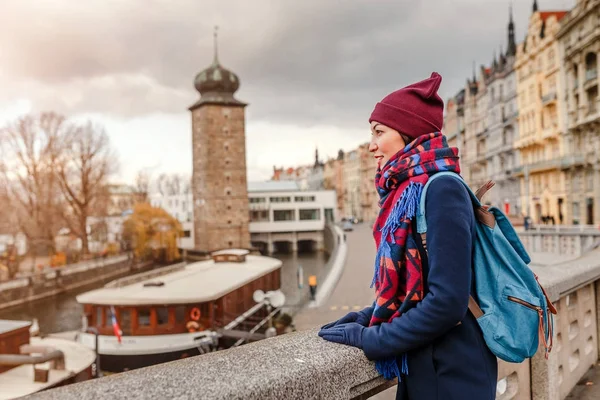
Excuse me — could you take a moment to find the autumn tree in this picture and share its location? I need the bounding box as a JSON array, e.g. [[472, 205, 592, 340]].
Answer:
[[0, 113, 66, 257], [122, 203, 182, 263], [57, 120, 118, 255]]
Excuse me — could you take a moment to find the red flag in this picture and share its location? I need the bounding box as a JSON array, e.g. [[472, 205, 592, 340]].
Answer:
[[110, 306, 122, 344]]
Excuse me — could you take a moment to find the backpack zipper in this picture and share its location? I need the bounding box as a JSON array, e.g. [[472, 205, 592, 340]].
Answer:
[[507, 295, 553, 358], [507, 296, 542, 312]]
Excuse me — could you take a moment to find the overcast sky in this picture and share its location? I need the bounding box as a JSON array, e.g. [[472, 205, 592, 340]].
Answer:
[[0, 0, 575, 185]]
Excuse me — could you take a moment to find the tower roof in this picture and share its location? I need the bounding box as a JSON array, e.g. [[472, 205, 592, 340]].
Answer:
[[190, 27, 245, 110]]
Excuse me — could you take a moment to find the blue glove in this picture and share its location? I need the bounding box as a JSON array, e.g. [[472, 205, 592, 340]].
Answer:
[[320, 307, 373, 330], [318, 322, 365, 349], [321, 312, 360, 330]]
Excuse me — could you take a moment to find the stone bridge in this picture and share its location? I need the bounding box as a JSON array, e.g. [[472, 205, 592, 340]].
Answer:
[[24, 228, 600, 400]]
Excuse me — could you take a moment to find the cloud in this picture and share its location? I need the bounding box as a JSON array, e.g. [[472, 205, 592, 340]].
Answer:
[[1, 0, 576, 121], [0, 0, 576, 182]]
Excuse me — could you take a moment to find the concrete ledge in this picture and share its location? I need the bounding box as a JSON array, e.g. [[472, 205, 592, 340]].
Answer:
[[26, 328, 389, 400], [532, 247, 600, 302]]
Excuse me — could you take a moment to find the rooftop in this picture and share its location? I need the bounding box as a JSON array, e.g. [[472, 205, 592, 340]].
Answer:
[[0, 319, 30, 335], [248, 181, 300, 193], [76, 255, 282, 306]]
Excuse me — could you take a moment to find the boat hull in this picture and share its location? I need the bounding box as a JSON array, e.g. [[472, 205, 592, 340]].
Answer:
[[99, 346, 201, 373], [77, 331, 216, 373]]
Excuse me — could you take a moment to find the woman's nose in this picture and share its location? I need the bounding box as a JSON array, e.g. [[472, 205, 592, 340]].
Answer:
[[369, 142, 377, 152]]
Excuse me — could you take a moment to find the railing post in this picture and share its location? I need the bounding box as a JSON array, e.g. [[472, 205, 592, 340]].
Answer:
[[530, 325, 560, 400]]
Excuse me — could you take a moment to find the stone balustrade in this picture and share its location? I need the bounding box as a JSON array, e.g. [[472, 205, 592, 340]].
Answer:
[[26, 247, 600, 400], [520, 227, 600, 257], [0, 255, 152, 311]]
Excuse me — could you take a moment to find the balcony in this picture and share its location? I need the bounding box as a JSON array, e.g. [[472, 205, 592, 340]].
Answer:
[[249, 203, 269, 211], [511, 158, 562, 177], [541, 126, 559, 140], [541, 92, 557, 106], [585, 69, 598, 82], [561, 155, 585, 170]]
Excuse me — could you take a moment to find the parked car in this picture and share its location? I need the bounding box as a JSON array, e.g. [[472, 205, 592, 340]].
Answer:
[[343, 220, 354, 232]]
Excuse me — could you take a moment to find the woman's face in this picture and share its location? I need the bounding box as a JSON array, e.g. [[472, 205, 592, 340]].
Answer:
[[368, 121, 407, 168]]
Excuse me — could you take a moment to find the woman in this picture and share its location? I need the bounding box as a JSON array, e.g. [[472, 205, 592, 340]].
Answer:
[[318, 72, 497, 399]]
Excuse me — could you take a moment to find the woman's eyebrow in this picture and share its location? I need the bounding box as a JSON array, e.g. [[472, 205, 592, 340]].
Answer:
[[372, 123, 381, 131]]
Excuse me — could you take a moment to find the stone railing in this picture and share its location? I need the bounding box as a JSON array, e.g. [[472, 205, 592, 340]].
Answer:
[[520, 228, 600, 257], [0, 255, 153, 311], [28, 247, 600, 400]]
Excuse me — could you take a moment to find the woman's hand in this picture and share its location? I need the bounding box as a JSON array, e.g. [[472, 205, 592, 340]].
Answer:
[[318, 323, 365, 349], [320, 307, 373, 330], [320, 312, 361, 330]]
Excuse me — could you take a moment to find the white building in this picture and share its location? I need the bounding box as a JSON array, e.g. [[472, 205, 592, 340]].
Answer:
[[247, 181, 337, 254], [149, 180, 337, 254], [149, 193, 194, 250]]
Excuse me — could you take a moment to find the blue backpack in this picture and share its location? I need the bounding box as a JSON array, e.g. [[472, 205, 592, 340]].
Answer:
[[416, 172, 557, 363]]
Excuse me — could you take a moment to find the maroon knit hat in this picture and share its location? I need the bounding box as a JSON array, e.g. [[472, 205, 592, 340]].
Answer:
[[369, 72, 444, 140]]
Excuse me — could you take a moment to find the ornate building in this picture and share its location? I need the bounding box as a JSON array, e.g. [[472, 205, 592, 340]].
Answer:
[[514, 2, 568, 224], [557, 0, 600, 225], [444, 89, 465, 150], [358, 143, 379, 223], [190, 33, 251, 251], [482, 7, 521, 215]]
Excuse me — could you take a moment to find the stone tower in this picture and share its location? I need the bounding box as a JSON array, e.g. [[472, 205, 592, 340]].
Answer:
[[189, 29, 250, 252]]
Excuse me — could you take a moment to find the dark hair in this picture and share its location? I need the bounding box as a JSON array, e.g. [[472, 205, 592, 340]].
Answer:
[[400, 133, 411, 144]]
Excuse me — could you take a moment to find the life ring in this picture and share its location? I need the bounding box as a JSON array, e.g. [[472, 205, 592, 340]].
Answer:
[[186, 320, 202, 332], [190, 307, 201, 321]]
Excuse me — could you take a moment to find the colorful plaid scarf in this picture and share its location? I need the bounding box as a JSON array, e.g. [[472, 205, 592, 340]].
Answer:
[[370, 132, 461, 380]]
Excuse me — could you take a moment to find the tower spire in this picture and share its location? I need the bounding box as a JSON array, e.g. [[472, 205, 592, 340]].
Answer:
[[533, 0, 539, 12], [213, 25, 219, 65], [507, 2, 517, 56], [472, 60, 476, 82]]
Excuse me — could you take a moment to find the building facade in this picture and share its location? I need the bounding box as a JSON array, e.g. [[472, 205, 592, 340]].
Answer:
[[150, 192, 195, 250], [482, 9, 521, 215], [514, 4, 568, 224], [342, 150, 360, 219], [358, 143, 379, 223], [557, 0, 600, 225], [190, 40, 251, 252], [247, 181, 336, 254], [444, 89, 465, 150]]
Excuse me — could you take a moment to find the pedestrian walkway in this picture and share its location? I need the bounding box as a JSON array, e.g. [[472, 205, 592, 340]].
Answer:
[[566, 364, 600, 399]]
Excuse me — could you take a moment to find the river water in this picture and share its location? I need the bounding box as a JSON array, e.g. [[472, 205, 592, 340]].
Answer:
[[0, 251, 329, 334]]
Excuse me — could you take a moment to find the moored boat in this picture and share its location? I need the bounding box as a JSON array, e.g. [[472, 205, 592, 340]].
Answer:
[[75, 249, 283, 372], [0, 320, 95, 400]]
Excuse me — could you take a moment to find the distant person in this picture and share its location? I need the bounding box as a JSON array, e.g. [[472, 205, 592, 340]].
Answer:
[[308, 274, 317, 301], [318, 73, 496, 399]]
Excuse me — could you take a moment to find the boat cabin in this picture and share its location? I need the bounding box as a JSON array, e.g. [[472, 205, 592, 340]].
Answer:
[[78, 250, 282, 337]]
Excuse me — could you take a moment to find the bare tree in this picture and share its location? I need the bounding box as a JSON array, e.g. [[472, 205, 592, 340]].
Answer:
[[0, 113, 66, 258], [156, 173, 184, 196], [56, 120, 118, 255]]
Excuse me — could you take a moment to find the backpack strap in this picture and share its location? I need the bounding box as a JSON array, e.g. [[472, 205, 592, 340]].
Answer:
[[416, 172, 496, 320]]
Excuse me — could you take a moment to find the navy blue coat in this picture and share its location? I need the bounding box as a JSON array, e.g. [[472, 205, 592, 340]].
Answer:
[[360, 176, 497, 400]]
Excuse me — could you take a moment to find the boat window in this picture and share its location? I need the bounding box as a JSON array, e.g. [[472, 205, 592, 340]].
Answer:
[[119, 309, 132, 335], [156, 307, 169, 325], [96, 307, 103, 326], [200, 303, 211, 319], [175, 306, 185, 323], [138, 309, 151, 326]]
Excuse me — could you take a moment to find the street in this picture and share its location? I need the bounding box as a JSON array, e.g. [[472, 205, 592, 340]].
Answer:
[[294, 222, 397, 399]]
